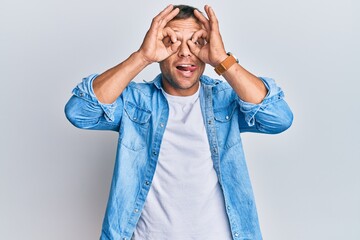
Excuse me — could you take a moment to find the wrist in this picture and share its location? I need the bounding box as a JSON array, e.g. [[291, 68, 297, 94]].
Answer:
[[213, 53, 229, 66], [134, 50, 153, 67], [214, 52, 239, 76]]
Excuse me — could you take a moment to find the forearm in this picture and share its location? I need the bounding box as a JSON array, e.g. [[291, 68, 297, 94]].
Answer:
[[190, 5, 267, 104], [233, 75, 293, 133], [222, 62, 267, 104], [93, 51, 150, 104]]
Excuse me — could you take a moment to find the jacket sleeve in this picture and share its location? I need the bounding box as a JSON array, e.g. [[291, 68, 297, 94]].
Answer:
[[238, 77, 293, 134], [64, 74, 123, 131]]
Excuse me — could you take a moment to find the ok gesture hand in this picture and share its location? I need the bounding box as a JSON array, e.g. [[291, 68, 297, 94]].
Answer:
[[188, 5, 228, 67], [138, 5, 181, 64]]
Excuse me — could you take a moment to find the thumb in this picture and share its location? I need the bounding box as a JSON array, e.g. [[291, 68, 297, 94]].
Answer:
[[169, 41, 181, 54], [187, 40, 201, 57]]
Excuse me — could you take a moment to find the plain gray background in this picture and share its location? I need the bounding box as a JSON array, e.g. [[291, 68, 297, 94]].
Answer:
[[1, 0, 359, 239]]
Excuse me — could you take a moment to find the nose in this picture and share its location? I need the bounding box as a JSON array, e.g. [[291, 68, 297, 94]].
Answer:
[[178, 40, 191, 58]]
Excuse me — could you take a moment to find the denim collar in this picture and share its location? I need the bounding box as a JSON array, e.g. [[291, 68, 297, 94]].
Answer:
[[151, 73, 221, 90]]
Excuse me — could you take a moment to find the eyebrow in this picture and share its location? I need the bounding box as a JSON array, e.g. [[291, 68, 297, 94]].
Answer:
[[173, 30, 198, 33], [171, 32, 197, 41]]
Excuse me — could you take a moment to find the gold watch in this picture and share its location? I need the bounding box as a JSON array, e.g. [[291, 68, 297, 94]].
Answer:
[[214, 52, 239, 75]]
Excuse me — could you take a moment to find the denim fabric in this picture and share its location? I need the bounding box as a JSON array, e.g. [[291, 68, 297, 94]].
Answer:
[[65, 74, 293, 240]]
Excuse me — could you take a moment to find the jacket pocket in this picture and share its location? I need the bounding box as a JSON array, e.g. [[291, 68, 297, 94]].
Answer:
[[214, 101, 236, 123], [120, 101, 151, 151], [213, 101, 240, 149]]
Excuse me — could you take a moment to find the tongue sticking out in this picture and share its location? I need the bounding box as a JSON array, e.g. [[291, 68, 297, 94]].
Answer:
[[177, 65, 197, 72]]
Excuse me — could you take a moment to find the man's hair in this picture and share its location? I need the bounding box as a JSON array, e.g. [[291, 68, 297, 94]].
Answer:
[[173, 5, 201, 21]]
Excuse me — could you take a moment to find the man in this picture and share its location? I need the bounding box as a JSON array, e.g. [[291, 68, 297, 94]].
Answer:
[[65, 4, 293, 240]]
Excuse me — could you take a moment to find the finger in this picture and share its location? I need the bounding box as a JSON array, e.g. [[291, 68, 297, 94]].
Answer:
[[204, 5, 220, 32], [150, 5, 174, 29], [162, 27, 178, 43], [194, 9, 210, 31], [191, 29, 208, 44], [187, 40, 201, 57], [159, 7, 180, 29], [169, 41, 181, 54], [163, 27, 180, 54]]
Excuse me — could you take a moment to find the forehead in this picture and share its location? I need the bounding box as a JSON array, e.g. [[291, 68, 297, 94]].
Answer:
[[166, 18, 202, 32]]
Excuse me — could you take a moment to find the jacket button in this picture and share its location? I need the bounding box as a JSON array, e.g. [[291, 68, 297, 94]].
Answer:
[[160, 123, 164, 127], [234, 232, 239, 237], [134, 209, 139, 213], [145, 181, 150, 185], [225, 115, 229, 120]]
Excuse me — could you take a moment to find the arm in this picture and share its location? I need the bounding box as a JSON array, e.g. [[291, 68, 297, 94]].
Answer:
[[65, 5, 182, 130], [237, 77, 293, 134], [189, 5, 292, 133], [189, 5, 267, 104], [93, 5, 181, 104]]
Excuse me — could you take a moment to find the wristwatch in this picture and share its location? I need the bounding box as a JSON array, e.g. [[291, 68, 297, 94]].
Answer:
[[214, 52, 239, 75]]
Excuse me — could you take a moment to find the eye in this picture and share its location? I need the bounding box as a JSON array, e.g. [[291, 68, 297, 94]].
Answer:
[[195, 38, 206, 46], [163, 36, 173, 46]]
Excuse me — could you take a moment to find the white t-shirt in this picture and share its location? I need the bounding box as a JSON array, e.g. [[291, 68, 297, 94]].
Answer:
[[132, 86, 232, 240]]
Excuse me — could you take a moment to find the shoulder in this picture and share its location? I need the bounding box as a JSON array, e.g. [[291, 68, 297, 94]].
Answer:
[[124, 81, 156, 98], [200, 75, 237, 104], [121, 78, 161, 111], [124, 74, 162, 97]]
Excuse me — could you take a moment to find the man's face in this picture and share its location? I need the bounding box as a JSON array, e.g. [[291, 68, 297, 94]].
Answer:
[[160, 18, 206, 96]]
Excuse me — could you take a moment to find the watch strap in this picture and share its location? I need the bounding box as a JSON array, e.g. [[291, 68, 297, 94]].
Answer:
[[214, 53, 238, 75]]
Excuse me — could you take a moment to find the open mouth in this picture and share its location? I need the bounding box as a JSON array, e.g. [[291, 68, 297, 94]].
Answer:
[[176, 64, 197, 72]]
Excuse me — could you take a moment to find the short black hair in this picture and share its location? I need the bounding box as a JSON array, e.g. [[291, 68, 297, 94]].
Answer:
[[172, 5, 201, 21]]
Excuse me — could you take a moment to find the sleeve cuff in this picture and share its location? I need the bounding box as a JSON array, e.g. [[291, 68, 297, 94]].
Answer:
[[236, 77, 284, 126], [71, 74, 117, 122]]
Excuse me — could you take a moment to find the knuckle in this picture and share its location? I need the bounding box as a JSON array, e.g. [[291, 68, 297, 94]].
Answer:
[[152, 16, 161, 24]]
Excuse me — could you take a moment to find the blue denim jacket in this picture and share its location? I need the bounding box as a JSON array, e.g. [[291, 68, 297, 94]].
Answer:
[[65, 73, 293, 240]]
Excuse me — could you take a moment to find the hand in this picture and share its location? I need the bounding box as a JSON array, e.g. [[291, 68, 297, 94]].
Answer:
[[138, 5, 181, 64], [187, 5, 228, 67]]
